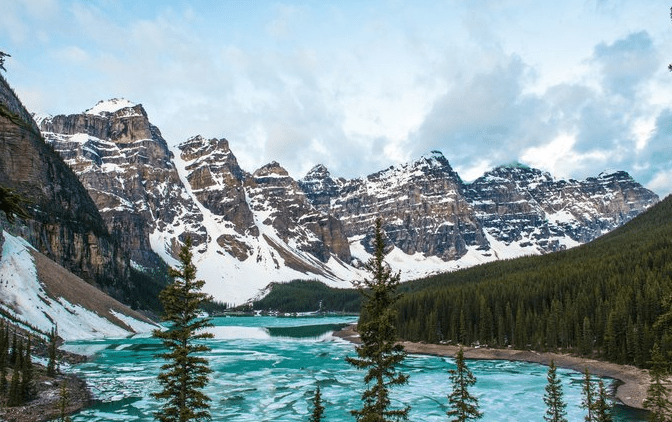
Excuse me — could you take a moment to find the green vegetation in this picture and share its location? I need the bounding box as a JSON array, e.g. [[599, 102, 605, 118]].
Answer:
[[152, 238, 214, 422], [0, 327, 36, 407], [0, 184, 29, 224], [446, 347, 482, 422], [47, 327, 57, 377], [253, 279, 361, 313], [309, 385, 325, 422], [544, 360, 568, 422], [594, 380, 613, 422], [643, 344, 672, 421], [391, 195, 672, 368], [581, 368, 595, 422], [346, 218, 410, 422]]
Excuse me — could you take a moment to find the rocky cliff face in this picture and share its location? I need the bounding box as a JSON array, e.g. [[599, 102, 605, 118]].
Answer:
[[40, 99, 203, 271], [299, 152, 659, 264], [300, 152, 486, 261], [0, 76, 129, 296], [464, 164, 659, 252], [39, 109, 359, 304], [173, 136, 353, 287]]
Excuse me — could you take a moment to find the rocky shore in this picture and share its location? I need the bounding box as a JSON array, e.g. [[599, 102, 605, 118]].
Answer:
[[333, 323, 651, 410], [0, 350, 90, 422]]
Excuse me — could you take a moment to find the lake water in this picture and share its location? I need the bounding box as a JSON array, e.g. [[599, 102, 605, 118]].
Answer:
[[66, 316, 648, 421]]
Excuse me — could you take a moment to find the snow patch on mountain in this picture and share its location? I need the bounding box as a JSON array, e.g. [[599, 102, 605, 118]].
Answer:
[[165, 147, 363, 305], [0, 231, 155, 341], [85, 98, 137, 115]]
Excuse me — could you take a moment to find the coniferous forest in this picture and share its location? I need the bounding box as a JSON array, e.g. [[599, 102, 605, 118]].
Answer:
[[392, 194, 672, 368], [261, 195, 672, 370]]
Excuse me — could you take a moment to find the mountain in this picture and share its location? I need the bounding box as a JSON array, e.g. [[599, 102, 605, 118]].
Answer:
[[0, 230, 157, 341], [41, 108, 361, 304], [39, 102, 659, 305], [0, 76, 132, 299], [299, 152, 658, 270], [38, 98, 203, 272], [389, 193, 672, 368], [0, 75, 157, 338]]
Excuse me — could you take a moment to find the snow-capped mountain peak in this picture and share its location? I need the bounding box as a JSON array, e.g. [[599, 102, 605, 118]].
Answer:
[[85, 98, 137, 116], [37, 102, 660, 305]]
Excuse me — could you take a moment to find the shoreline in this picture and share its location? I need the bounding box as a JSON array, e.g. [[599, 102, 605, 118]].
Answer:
[[333, 323, 651, 410]]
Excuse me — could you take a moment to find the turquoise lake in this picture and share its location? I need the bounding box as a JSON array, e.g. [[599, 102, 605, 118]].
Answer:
[[65, 316, 648, 421]]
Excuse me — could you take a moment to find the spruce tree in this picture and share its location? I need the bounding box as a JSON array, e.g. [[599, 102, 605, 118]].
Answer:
[[59, 380, 73, 422], [20, 336, 34, 401], [309, 385, 325, 422], [581, 368, 595, 422], [9, 332, 16, 366], [7, 344, 21, 407], [594, 380, 613, 422], [152, 238, 214, 422], [0, 354, 6, 398], [346, 218, 410, 421], [643, 344, 672, 422], [543, 360, 567, 422], [446, 347, 483, 422], [47, 327, 57, 377], [0, 322, 7, 395]]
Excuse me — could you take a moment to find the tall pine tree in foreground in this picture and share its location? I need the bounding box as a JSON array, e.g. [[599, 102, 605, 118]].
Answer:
[[594, 380, 613, 422], [153, 238, 214, 422], [643, 344, 672, 422], [346, 218, 410, 421], [581, 368, 595, 422], [309, 385, 325, 422], [446, 347, 482, 422], [543, 361, 567, 422]]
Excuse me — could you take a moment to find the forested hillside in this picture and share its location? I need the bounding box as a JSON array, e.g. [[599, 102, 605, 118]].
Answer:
[[253, 280, 361, 313], [393, 194, 672, 368]]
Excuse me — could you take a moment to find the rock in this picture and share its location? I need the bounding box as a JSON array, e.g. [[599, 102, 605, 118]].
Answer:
[[40, 100, 203, 272], [0, 74, 128, 292]]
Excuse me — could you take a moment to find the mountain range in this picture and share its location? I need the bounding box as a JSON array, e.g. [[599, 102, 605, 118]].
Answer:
[[33, 97, 658, 305]]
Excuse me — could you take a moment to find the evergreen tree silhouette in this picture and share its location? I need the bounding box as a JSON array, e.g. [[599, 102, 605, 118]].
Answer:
[[346, 218, 410, 421], [446, 347, 482, 422], [153, 238, 214, 422]]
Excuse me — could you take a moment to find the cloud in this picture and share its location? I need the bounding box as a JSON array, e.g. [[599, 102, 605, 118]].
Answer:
[[592, 31, 659, 99], [409, 53, 546, 174], [4, 1, 672, 198], [405, 27, 672, 198]]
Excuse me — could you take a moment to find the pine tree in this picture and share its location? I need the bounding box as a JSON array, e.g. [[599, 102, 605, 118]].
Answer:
[[152, 238, 214, 422], [59, 380, 73, 422], [446, 347, 483, 422], [309, 385, 325, 422], [0, 321, 7, 396], [543, 360, 568, 422], [9, 332, 16, 366], [594, 380, 613, 422], [0, 355, 6, 398], [581, 368, 595, 422], [7, 343, 21, 407], [47, 327, 58, 377], [643, 344, 672, 422], [20, 336, 35, 401], [346, 218, 410, 421]]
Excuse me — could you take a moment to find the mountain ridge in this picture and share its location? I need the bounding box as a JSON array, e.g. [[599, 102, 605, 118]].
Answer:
[[38, 99, 659, 304]]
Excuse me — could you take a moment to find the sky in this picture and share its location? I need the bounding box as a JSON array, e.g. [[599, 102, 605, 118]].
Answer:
[[1, 0, 672, 197]]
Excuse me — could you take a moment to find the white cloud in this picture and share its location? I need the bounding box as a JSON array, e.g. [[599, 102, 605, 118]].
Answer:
[[647, 169, 672, 198], [2, 0, 671, 198]]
